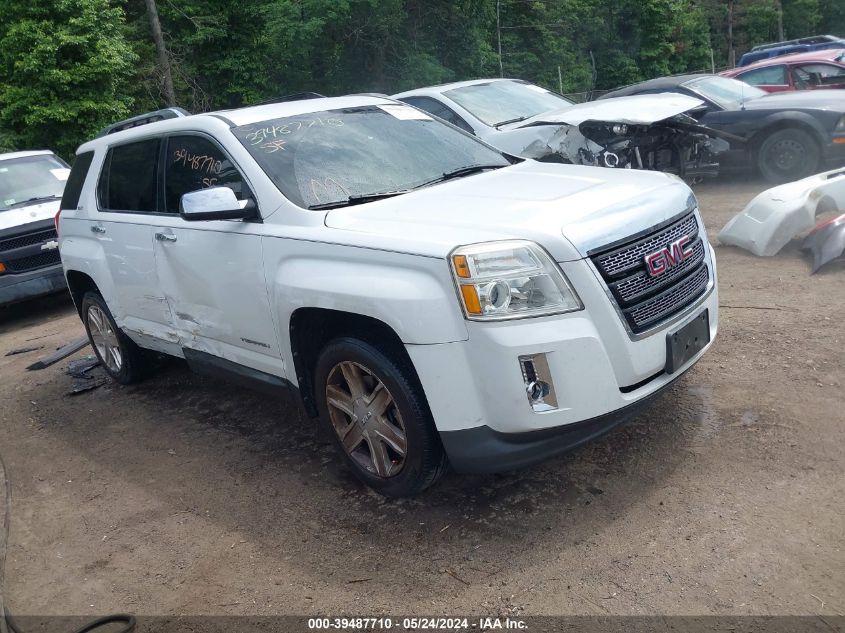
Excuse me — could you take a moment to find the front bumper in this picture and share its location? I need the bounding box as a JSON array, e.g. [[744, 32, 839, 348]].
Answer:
[[0, 265, 67, 306], [439, 366, 687, 473], [406, 245, 719, 473]]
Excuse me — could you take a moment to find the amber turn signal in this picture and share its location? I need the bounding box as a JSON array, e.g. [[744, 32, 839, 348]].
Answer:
[[452, 254, 471, 278], [459, 285, 481, 314]]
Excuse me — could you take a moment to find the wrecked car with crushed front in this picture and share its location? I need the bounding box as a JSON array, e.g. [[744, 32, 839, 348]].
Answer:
[[394, 78, 731, 180]]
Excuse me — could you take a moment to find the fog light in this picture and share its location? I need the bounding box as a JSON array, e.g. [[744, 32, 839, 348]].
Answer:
[[518, 353, 558, 412], [526, 380, 550, 401]]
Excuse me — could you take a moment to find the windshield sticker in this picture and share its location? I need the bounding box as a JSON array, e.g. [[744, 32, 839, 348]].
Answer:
[[50, 168, 70, 181], [377, 104, 432, 121]]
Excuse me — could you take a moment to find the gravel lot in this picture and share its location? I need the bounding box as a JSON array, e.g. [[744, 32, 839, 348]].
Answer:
[[0, 178, 842, 619]]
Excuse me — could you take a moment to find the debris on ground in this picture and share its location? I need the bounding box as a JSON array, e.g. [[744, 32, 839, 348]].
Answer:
[[802, 212, 845, 273], [718, 167, 845, 257], [67, 356, 100, 378], [67, 375, 109, 396], [5, 345, 44, 356], [27, 336, 90, 371], [65, 355, 107, 396]]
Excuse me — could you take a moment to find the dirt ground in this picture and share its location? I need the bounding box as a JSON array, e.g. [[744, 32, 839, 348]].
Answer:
[[0, 178, 842, 620]]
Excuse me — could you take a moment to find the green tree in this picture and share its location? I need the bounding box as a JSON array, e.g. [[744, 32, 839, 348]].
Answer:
[[0, 0, 136, 158], [782, 0, 822, 38]]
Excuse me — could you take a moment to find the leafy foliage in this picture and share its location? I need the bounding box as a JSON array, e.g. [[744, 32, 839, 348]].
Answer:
[[0, 0, 136, 158], [0, 0, 842, 156]]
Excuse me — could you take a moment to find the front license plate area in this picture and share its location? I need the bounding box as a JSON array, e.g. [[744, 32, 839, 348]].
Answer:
[[665, 309, 710, 374]]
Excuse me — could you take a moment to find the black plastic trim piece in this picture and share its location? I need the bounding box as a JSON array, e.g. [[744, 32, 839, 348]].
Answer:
[[182, 348, 293, 398]]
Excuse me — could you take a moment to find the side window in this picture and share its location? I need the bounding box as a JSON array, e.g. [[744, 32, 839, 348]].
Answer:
[[60, 151, 94, 211], [794, 63, 845, 86], [98, 139, 160, 212], [400, 97, 474, 134], [737, 65, 788, 86], [164, 135, 250, 213]]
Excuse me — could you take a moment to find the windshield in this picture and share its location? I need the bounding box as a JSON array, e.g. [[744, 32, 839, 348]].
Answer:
[[683, 76, 767, 109], [0, 154, 69, 211], [233, 104, 510, 209], [443, 80, 573, 127]]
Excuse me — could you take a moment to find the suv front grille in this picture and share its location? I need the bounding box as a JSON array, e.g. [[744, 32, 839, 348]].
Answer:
[[590, 211, 710, 334]]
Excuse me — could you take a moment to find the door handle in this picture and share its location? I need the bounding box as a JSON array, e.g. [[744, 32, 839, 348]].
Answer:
[[90, 225, 106, 234], [155, 232, 177, 243]]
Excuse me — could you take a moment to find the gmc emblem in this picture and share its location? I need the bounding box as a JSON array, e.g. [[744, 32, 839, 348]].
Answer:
[[644, 235, 694, 277]]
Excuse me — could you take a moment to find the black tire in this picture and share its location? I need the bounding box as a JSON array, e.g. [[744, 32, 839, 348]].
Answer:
[[80, 291, 150, 384], [314, 337, 447, 497], [757, 128, 821, 183]]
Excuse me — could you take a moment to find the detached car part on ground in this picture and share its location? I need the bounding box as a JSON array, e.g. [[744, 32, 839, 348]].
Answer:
[[58, 97, 718, 496], [719, 166, 845, 259], [0, 150, 69, 306], [802, 212, 845, 272], [393, 79, 729, 181], [600, 74, 845, 183]]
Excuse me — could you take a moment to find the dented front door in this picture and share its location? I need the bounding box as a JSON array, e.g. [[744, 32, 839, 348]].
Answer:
[[151, 133, 283, 377]]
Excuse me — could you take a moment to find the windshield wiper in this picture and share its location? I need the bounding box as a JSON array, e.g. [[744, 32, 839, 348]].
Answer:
[[4, 195, 62, 209], [308, 164, 506, 210], [495, 115, 529, 128], [308, 189, 412, 210], [417, 164, 506, 188]]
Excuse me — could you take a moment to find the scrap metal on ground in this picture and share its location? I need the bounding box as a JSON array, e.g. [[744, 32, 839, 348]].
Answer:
[[718, 167, 845, 257]]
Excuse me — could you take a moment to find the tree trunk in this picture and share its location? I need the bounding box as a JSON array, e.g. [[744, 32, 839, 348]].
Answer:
[[144, 0, 177, 107], [727, 0, 735, 68]]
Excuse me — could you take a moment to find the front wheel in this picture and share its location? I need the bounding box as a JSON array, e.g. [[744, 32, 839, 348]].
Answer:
[[314, 337, 447, 497], [757, 128, 821, 183]]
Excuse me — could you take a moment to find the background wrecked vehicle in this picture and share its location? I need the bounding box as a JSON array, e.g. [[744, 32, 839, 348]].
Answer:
[[393, 79, 730, 181], [600, 74, 845, 183]]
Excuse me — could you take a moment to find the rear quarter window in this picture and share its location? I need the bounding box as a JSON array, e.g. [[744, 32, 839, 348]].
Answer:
[[60, 151, 94, 211]]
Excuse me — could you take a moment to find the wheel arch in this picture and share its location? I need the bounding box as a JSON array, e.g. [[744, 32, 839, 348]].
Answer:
[[288, 308, 423, 418], [749, 114, 826, 153], [65, 269, 100, 317]]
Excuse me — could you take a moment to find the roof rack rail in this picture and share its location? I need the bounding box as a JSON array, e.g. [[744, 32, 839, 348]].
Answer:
[[96, 107, 191, 137], [750, 34, 840, 52], [251, 92, 326, 106]]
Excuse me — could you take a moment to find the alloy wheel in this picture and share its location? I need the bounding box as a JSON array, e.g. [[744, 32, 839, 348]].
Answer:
[[86, 304, 122, 373], [325, 361, 408, 478]]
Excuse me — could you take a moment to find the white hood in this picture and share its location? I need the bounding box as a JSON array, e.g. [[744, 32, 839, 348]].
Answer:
[[324, 161, 695, 261], [513, 94, 704, 128], [0, 199, 60, 231]]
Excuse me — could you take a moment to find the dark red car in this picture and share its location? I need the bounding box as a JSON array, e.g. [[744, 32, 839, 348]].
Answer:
[[721, 49, 845, 92]]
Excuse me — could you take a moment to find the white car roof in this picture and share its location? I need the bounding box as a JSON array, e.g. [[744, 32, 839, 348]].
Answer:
[[0, 150, 55, 162], [393, 78, 525, 99], [77, 96, 398, 153]]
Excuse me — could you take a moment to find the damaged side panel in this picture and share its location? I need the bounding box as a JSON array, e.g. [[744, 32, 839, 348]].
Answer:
[[718, 167, 845, 256]]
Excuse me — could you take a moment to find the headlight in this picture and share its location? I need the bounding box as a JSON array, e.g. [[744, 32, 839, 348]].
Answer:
[[450, 240, 583, 320], [836, 115, 845, 132]]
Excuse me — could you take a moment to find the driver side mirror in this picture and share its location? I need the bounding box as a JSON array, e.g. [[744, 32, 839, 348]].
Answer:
[[179, 186, 258, 222]]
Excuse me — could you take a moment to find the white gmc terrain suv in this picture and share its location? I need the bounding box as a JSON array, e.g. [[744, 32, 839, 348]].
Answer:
[[58, 96, 718, 496]]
